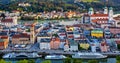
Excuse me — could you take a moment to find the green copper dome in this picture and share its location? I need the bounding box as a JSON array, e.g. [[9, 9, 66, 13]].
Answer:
[[109, 7, 113, 10], [104, 7, 107, 9], [89, 7, 93, 11]]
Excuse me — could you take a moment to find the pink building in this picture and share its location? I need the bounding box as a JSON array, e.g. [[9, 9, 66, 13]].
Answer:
[[100, 42, 108, 52], [50, 38, 60, 49], [109, 27, 120, 34]]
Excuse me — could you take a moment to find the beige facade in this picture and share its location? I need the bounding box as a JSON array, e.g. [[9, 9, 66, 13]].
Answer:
[[12, 33, 31, 45], [12, 37, 30, 45]]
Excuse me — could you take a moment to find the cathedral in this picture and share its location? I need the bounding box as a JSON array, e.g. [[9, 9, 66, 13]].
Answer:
[[82, 7, 114, 25]]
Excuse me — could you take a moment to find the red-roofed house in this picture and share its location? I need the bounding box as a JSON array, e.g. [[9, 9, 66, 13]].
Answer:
[[12, 33, 31, 45], [0, 17, 17, 27]]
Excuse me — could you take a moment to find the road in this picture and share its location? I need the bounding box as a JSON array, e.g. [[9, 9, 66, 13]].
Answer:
[[1, 48, 120, 56]]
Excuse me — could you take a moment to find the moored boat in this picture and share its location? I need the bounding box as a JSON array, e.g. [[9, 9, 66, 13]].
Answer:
[[3, 52, 41, 59], [45, 54, 66, 59], [72, 52, 107, 59]]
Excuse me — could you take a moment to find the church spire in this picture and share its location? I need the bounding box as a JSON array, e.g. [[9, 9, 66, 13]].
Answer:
[[109, 7, 113, 22], [88, 7, 94, 15], [104, 7, 108, 14]]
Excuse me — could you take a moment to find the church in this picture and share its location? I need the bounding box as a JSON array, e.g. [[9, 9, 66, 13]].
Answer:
[[82, 7, 114, 25]]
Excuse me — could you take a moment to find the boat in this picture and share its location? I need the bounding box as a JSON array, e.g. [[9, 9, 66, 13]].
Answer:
[[72, 52, 107, 59], [3, 52, 42, 59], [45, 54, 66, 59]]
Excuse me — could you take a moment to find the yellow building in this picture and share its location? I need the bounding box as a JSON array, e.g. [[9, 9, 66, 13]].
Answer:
[[66, 26, 74, 32], [66, 10, 76, 18], [80, 43, 90, 50], [91, 29, 103, 38]]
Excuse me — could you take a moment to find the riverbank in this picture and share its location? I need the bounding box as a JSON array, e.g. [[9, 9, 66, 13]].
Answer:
[[3, 57, 116, 63]]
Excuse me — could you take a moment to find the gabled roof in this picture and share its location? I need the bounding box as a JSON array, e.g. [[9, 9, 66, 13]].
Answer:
[[91, 14, 108, 17], [1, 18, 13, 23], [12, 33, 30, 38], [0, 36, 8, 39]]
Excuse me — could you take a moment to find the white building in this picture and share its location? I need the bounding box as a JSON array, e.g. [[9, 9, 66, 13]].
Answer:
[[91, 44, 96, 52], [69, 44, 78, 51], [40, 42, 50, 50], [64, 44, 69, 51], [39, 38, 51, 50], [69, 40, 78, 51]]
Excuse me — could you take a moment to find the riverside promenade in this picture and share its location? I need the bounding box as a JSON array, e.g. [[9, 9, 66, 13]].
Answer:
[[1, 49, 120, 56]]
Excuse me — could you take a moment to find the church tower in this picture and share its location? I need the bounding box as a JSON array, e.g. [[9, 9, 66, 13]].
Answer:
[[109, 7, 113, 22], [30, 23, 35, 44], [88, 7, 94, 15], [104, 7, 108, 14]]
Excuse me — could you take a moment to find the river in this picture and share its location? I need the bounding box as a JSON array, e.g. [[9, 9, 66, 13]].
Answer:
[[19, 18, 81, 24], [5, 58, 116, 63]]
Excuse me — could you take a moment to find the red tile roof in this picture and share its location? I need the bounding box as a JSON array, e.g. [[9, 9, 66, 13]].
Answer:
[[101, 42, 107, 46], [1, 18, 13, 23], [116, 40, 120, 44], [68, 35, 74, 38], [1, 36, 8, 39], [12, 34, 20, 38], [91, 14, 108, 17], [12, 33, 30, 38]]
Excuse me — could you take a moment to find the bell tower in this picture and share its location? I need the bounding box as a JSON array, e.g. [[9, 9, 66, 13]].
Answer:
[[88, 7, 94, 15], [104, 7, 108, 14], [30, 22, 37, 44], [109, 7, 113, 22]]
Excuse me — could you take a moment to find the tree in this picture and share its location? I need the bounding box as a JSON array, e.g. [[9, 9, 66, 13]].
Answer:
[[73, 59, 82, 63], [117, 61, 120, 63], [100, 59, 107, 63], [116, 56, 120, 63], [28, 59, 35, 63], [88, 60, 98, 63], [41, 60, 51, 63], [116, 56, 120, 60], [63, 57, 71, 63], [0, 59, 11, 63], [117, 44, 120, 50], [0, 59, 6, 63], [16, 59, 28, 63], [52, 34, 59, 37]]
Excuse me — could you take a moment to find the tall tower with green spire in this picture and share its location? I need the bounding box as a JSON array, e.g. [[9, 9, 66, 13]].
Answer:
[[88, 7, 94, 15], [109, 7, 113, 22], [104, 7, 108, 14]]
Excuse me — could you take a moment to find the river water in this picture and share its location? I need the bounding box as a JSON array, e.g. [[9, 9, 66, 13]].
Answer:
[[5, 58, 116, 63]]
